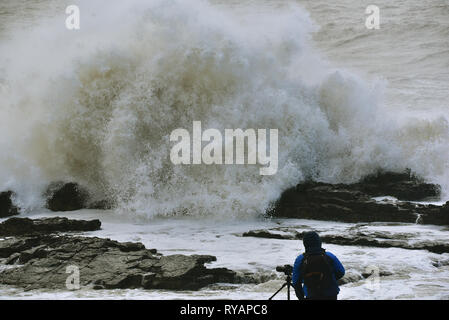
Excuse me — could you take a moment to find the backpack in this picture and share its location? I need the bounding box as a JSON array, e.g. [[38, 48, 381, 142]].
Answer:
[[300, 251, 334, 297]]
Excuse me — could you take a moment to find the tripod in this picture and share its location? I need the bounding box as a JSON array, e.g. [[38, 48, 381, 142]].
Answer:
[[269, 273, 292, 300]]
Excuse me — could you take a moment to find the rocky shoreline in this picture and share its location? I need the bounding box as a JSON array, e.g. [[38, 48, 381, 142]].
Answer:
[[0, 191, 19, 218], [241, 228, 449, 254], [0, 216, 417, 293], [271, 171, 449, 226], [1, 215, 443, 293], [1, 170, 448, 225], [0, 170, 448, 293], [0, 217, 252, 291]]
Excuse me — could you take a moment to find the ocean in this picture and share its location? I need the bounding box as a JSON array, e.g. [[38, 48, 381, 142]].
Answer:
[[0, 0, 448, 299]]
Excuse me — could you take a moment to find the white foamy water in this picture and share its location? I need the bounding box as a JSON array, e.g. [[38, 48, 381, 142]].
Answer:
[[1, 210, 449, 300], [0, 0, 448, 300], [0, 0, 448, 218]]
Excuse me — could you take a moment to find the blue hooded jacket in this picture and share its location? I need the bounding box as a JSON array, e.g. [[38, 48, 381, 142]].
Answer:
[[292, 231, 345, 299]]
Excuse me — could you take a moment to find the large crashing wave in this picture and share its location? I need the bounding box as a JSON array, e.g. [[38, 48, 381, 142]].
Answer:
[[0, 0, 448, 218]]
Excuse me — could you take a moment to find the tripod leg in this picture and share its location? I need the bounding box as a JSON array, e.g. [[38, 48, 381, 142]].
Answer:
[[268, 282, 287, 300]]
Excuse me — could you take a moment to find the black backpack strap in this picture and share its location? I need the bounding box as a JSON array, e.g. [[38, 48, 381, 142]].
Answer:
[[299, 252, 309, 276], [321, 250, 333, 270]]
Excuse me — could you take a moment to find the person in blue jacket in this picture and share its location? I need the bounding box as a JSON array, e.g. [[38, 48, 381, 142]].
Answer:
[[292, 231, 345, 300]]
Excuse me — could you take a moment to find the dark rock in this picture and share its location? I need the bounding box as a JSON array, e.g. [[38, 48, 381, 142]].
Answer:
[[338, 272, 363, 285], [145, 254, 237, 290], [0, 237, 43, 258], [271, 180, 448, 226], [353, 170, 440, 201], [241, 228, 449, 254], [242, 230, 298, 240], [361, 270, 393, 279], [0, 191, 19, 218], [233, 271, 277, 284], [0, 235, 240, 291], [441, 201, 449, 214], [337, 270, 393, 286], [5, 252, 21, 265], [318, 234, 449, 254], [7, 245, 49, 264], [431, 258, 449, 268], [0, 217, 101, 237], [242, 230, 296, 240], [273, 183, 412, 223], [46, 182, 89, 212]]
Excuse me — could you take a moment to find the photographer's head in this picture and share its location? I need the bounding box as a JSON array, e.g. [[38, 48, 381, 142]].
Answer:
[[303, 231, 322, 253]]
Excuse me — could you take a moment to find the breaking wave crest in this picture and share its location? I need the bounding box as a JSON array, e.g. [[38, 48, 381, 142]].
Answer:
[[0, 0, 448, 218]]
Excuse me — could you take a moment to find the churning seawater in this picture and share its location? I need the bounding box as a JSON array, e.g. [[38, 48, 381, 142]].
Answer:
[[1, 0, 449, 300], [0, 0, 448, 219]]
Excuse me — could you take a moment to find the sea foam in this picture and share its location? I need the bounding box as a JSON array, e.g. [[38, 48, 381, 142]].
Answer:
[[0, 0, 448, 218]]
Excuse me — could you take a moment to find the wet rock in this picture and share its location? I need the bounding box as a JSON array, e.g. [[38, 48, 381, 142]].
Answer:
[[273, 183, 413, 223], [233, 271, 277, 284], [0, 235, 240, 291], [45, 182, 114, 211], [0, 217, 101, 237], [242, 230, 297, 240], [431, 258, 449, 268], [352, 170, 440, 201], [321, 232, 449, 254], [146, 255, 237, 290], [0, 191, 19, 218], [46, 182, 89, 212], [361, 270, 393, 279], [337, 270, 393, 286], [441, 201, 449, 214], [0, 237, 42, 258], [272, 180, 448, 226], [6, 245, 49, 265], [241, 228, 449, 254], [338, 272, 363, 285]]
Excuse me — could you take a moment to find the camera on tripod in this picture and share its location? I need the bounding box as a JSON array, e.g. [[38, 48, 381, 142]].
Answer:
[[276, 264, 293, 276], [269, 264, 294, 300]]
